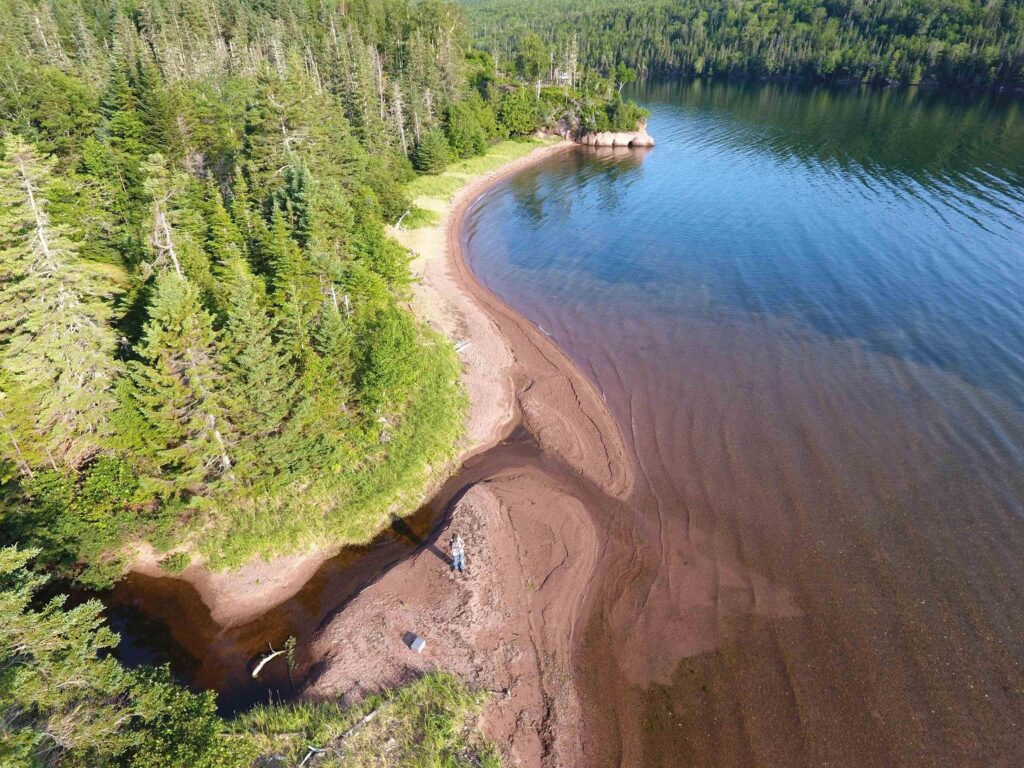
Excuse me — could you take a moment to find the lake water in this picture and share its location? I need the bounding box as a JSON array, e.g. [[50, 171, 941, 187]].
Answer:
[[462, 81, 1024, 766]]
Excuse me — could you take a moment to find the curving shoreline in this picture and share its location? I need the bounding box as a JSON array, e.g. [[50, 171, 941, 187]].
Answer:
[[307, 141, 641, 764], [114, 141, 641, 763], [441, 142, 633, 500]]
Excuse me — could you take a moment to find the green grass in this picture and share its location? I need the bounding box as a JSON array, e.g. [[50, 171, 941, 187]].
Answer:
[[404, 173, 465, 201], [158, 551, 191, 573], [400, 206, 441, 229], [198, 325, 466, 569], [235, 671, 501, 767], [401, 137, 558, 228]]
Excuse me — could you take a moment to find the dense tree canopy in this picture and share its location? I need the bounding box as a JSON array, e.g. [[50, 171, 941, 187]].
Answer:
[[464, 0, 1024, 89], [0, 2, 645, 763], [0, 545, 496, 766], [0, 0, 642, 585]]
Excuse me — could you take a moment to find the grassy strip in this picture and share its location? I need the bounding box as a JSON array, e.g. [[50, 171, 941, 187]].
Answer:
[[235, 671, 501, 767], [402, 137, 558, 226], [199, 327, 466, 568]]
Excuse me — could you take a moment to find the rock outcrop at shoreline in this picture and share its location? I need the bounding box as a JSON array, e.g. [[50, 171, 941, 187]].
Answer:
[[577, 120, 656, 148]]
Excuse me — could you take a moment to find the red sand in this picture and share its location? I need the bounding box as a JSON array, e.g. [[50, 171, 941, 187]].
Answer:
[[307, 143, 637, 766]]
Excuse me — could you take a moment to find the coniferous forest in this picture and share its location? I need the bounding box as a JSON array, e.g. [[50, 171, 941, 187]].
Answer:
[[6, 0, 1019, 764], [0, 0, 647, 591], [464, 0, 1024, 89]]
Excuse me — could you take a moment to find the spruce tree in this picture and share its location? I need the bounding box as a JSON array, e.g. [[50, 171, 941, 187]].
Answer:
[[0, 546, 244, 766], [99, 58, 136, 124], [312, 299, 355, 418], [0, 137, 121, 470], [0, 545, 134, 762], [132, 56, 177, 153], [412, 129, 450, 173], [356, 306, 419, 411], [263, 209, 320, 364], [229, 171, 270, 273], [218, 257, 295, 469], [205, 184, 246, 268], [123, 269, 234, 498], [444, 102, 487, 158], [275, 157, 313, 250], [141, 154, 215, 295], [202, 183, 247, 311]]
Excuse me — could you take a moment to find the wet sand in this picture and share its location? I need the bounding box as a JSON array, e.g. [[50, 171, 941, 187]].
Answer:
[[459, 140, 1024, 766]]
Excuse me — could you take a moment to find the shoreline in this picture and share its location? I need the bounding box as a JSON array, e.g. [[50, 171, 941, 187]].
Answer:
[[396, 137, 632, 498], [306, 140, 638, 764], [115, 140, 637, 763], [117, 141, 599, 628]]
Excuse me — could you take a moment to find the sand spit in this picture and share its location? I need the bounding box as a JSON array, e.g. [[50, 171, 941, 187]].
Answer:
[[441, 145, 633, 500], [307, 142, 638, 764], [307, 478, 598, 765]]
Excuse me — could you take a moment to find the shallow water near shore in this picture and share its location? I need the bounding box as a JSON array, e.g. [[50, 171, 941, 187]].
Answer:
[[463, 80, 1024, 766]]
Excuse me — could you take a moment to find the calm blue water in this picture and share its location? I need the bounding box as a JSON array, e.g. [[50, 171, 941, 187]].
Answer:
[[472, 82, 1024, 410], [463, 81, 1024, 766]]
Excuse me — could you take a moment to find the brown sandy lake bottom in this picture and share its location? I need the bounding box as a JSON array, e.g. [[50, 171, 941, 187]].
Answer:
[[459, 81, 1024, 766]]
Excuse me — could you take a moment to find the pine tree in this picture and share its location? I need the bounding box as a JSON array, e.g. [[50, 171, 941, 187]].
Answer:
[[0, 546, 245, 766], [229, 170, 272, 275], [141, 154, 214, 294], [274, 156, 313, 250], [412, 129, 450, 173], [218, 257, 295, 468], [444, 102, 487, 158], [0, 136, 121, 470], [99, 58, 136, 123], [0, 545, 134, 762], [123, 269, 234, 497], [132, 56, 177, 153]]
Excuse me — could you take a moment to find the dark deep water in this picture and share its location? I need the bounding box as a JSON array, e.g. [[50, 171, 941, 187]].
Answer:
[[463, 81, 1024, 766]]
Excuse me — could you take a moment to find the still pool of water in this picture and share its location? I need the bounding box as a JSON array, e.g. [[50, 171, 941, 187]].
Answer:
[[463, 80, 1024, 766]]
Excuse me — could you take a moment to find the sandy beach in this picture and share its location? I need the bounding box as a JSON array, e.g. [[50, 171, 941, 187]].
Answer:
[[305, 142, 640, 765]]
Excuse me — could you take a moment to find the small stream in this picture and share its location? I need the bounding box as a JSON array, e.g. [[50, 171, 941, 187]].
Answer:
[[95, 428, 543, 714]]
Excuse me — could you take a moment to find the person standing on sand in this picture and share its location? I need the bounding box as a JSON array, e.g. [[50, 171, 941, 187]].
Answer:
[[450, 533, 466, 574]]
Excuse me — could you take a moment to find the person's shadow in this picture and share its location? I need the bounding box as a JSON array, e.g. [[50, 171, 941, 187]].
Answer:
[[390, 514, 449, 566]]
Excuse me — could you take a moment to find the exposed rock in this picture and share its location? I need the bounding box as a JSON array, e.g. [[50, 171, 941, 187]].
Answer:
[[577, 119, 655, 148]]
